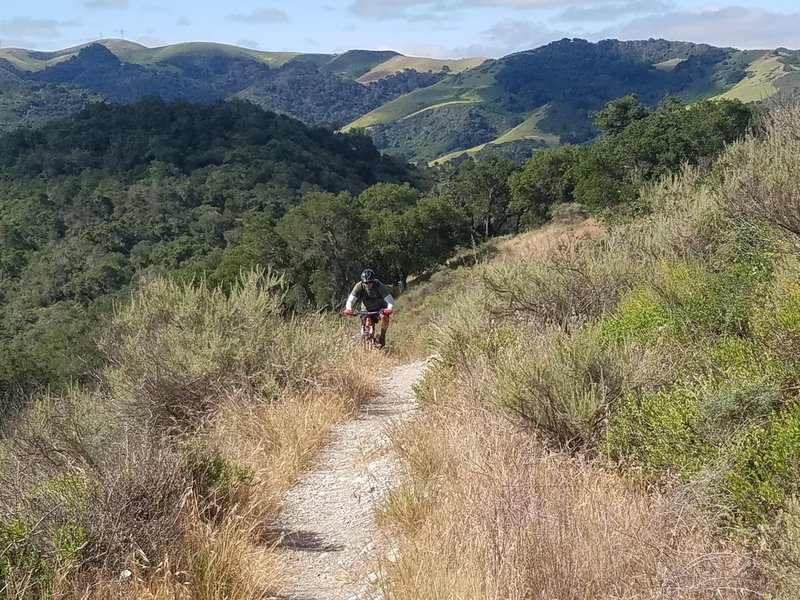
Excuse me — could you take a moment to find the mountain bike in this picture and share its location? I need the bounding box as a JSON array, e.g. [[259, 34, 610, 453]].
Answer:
[[348, 310, 383, 350]]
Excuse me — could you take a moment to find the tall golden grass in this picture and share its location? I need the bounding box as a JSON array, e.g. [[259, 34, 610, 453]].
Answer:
[[378, 398, 755, 599], [377, 101, 800, 598], [0, 268, 391, 598]]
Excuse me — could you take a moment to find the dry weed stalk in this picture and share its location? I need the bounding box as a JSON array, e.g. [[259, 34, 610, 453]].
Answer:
[[379, 398, 759, 599]]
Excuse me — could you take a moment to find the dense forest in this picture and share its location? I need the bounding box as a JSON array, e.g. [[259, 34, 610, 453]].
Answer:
[[0, 97, 416, 409], [0, 94, 755, 414]]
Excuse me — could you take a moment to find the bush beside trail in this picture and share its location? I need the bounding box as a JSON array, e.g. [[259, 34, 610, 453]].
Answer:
[[380, 102, 800, 597], [0, 268, 389, 598]]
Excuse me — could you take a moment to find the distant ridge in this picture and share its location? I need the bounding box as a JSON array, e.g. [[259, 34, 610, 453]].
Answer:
[[1, 38, 799, 163]]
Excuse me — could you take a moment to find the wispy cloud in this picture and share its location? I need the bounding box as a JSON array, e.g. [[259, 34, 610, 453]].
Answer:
[[227, 7, 291, 24], [236, 39, 262, 49], [455, 18, 569, 56], [560, 0, 673, 22], [348, 0, 463, 21], [607, 6, 800, 49], [468, 0, 633, 7], [84, 0, 129, 8], [348, 0, 668, 21], [176, 17, 192, 27], [0, 17, 78, 39]]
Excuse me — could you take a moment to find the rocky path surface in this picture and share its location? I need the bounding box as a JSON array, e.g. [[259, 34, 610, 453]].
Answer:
[[272, 360, 425, 600]]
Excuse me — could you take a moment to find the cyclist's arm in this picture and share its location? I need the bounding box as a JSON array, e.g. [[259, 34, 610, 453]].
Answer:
[[345, 282, 362, 311]]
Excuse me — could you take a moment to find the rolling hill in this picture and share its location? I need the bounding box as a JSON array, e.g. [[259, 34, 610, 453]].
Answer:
[[1, 38, 799, 163]]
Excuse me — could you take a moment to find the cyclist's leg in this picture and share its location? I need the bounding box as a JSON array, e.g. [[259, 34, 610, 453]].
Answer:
[[362, 314, 376, 347], [378, 310, 390, 347]]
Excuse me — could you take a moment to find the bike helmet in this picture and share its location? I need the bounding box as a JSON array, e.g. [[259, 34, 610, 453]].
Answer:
[[360, 268, 376, 283]]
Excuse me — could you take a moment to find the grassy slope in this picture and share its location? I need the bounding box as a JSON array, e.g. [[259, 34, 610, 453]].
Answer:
[[324, 49, 400, 79], [384, 107, 800, 596], [653, 57, 687, 71], [117, 41, 302, 67], [0, 39, 305, 71], [357, 55, 487, 83], [343, 66, 496, 130], [1, 40, 480, 82], [714, 53, 784, 102], [430, 106, 561, 165]]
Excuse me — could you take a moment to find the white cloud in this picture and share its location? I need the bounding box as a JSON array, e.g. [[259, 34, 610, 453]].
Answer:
[[471, 0, 595, 6], [560, 0, 673, 22], [606, 6, 800, 48], [457, 18, 569, 56], [0, 17, 78, 39], [348, 0, 463, 20], [84, 0, 128, 8], [236, 39, 262, 49], [348, 0, 673, 22], [227, 8, 291, 24]]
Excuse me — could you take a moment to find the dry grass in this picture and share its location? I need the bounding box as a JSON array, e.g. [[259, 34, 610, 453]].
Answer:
[[207, 350, 389, 519], [378, 398, 759, 600], [494, 217, 606, 259], [717, 99, 800, 252], [0, 270, 394, 598]]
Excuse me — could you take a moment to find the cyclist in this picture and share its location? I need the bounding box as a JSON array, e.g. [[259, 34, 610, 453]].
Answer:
[[343, 268, 394, 348]]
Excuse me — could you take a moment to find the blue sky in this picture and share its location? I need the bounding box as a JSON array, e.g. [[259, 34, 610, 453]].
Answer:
[[2, 0, 799, 58]]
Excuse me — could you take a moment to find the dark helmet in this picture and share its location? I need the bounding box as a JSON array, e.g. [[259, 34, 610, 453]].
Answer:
[[360, 268, 376, 283]]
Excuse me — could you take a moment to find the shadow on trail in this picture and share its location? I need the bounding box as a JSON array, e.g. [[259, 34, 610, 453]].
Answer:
[[261, 525, 344, 553]]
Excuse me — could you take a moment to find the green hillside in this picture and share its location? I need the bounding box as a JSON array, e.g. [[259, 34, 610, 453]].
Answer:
[[714, 49, 800, 102], [346, 63, 496, 129], [430, 106, 559, 165], [0, 40, 302, 71], [346, 39, 800, 162], [324, 49, 400, 79], [2, 38, 800, 163], [0, 41, 452, 133]]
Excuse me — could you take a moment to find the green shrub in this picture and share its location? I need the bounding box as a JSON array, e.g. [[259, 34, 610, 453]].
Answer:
[[601, 285, 669, 344], [188, 447, 255, 521], [658, 261, 750, 339], [0, 517, 51, 597], [492, 326, 657, 448], [604, 255, 769, 349], [751, 266, 800, 376], [698, 378, 779, 440], [52, 522, 87, 566], [725, 402, 800, 528], [25, 471, 95, 518], [601, 386, 716, 482]]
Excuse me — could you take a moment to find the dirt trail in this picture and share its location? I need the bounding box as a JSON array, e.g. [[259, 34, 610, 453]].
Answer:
[[272, 360, 425, 600]]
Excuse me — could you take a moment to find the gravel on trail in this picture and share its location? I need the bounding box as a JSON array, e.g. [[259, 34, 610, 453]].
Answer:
[[271, 360, 426, 600]]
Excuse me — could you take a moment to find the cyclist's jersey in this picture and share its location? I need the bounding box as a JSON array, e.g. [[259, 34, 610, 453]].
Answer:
[[349, 280, 392, 312]]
